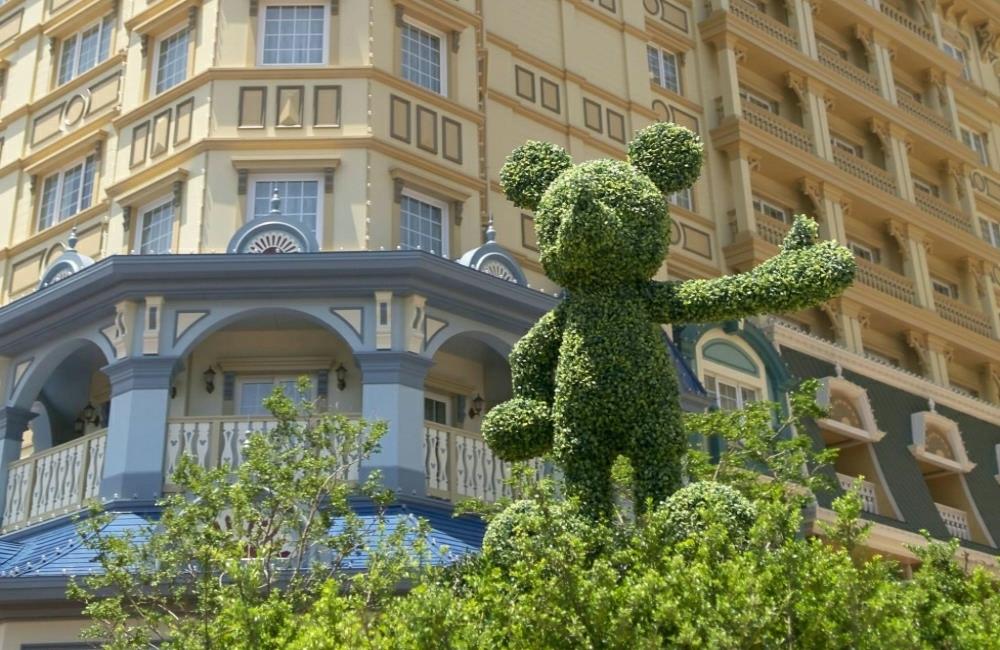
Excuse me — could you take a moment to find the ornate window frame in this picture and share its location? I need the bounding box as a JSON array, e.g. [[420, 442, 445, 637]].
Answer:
[[909, 410, 975, 474], [815, 376, 885, 443], [695, 330, 769, 410]]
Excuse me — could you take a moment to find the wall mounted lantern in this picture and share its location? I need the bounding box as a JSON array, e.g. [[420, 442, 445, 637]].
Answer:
[[203, 366, 217, 394], [468, 394, 484, 419], [335, 363, 348, 391]]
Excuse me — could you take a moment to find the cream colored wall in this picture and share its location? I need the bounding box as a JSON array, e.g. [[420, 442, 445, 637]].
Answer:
[[0, 619, 92, 648]]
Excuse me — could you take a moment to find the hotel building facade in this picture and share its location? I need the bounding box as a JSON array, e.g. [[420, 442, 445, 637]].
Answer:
[[0, 0, 997, 644]]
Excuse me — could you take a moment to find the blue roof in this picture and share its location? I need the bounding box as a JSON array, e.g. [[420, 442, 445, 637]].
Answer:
[[0, 500, 484, 580], [667, 335, 708, 398]]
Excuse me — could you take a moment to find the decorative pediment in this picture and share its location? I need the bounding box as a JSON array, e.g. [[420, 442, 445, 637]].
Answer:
[[456, 217, 527, 286], [816, 376, 885, 443], [909, 410, 975, 474], [227, 187, 319, 254], [38, 228, 94, 289]]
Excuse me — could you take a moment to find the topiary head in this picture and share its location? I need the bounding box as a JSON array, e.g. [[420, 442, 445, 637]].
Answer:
[[648, 481, 756, 553], [499, 123, 703, 291]]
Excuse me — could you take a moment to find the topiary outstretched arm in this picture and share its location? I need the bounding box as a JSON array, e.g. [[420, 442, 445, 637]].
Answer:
[[482, 305, 565, 461], [648, 216, 856, 324]]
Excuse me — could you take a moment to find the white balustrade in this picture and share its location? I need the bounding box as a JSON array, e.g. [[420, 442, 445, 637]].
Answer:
[[836, 472, 879, 515], [2, 429, 107, 531], [164, 415, 361, 489], [423, 422, 545, 503], [936, 502, 971, 541]]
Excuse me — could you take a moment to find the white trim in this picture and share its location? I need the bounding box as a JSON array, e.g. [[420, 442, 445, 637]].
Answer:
[[400, 17, 448, 96], [830, 134, 862, 158], [56, 13, 115, 87], [909, 410, 976, 474], [424, 390, 451, 425], [738, 86, 777, 114], [256, 1, 331, 67], [246, 172, 325, 242], [815, 376, 885, 443], [236, 374, 316, 415], [151, 23, 190, 96], [36, 154, 98, 232], [848, 240, 880, 264], [399, 188, 450, 255], [695, 329, 769, 409], [134, 195, 175, 254], [646, 44, 681, 94], [752, 194, 790, 223]]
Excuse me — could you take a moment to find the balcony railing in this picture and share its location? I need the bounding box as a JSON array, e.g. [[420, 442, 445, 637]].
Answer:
[[742, 103, 813, 153], [818, 49, 880, 95], [424, 422, 545, 504], [2, 429, 107, 531], [914, 191, 973, 233], [730, 0, 799, 49], [833, 149, 897, 196], [936, 502, 971, 541], [755, 214, 791, 246], [855, 257, 917, 305], [896, 91, 951, 135], [837, 472, 879, 515], [164, 416, 362, 489], [934, 294, 993, 338], [879, 2, 934, 42]]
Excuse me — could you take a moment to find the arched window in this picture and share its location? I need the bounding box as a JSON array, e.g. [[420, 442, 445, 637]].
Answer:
[[696, 332, 768, 411]]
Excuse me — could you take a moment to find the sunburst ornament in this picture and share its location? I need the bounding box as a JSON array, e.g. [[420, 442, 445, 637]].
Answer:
[[244, 231, 304, 254]]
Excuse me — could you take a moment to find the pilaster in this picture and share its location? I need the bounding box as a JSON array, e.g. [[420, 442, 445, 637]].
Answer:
[[787, 73, 833, 161], [821, 298, 866, 353], [927, 68, 960, 139], [785, 0, 819, 58], [800, 177, 848, 243], [855, 26, 894, 102], [963, 257, 1000, 338], [888, 220, 934, 310], [356, 352, 435, 497], [871, 119, 913, 201], [724, 142, 758, 240], [715, 36, 745, 121], [981, 362, 1000, 404], [906, 331, 951, 385], [944, 160, 976, 220]]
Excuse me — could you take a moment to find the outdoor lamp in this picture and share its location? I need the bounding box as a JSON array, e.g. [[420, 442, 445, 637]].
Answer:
[[335, 363, 348, 391], [203, 366, 217, 393], [82, 402, 99, 426], [469, 394, 485, 419]]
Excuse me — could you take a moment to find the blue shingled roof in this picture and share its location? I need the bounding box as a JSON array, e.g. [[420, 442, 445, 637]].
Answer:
[[0, 501, 484, 580], [667, 335, 708, 398]]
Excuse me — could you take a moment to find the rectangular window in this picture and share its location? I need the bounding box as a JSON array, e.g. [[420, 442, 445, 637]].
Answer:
[[401, 21, 445, 95], [37, 155, 97, 231], [980, 218, 1000, 248], [249, 175, 322, 238], [646, 45, 680, 94], [424, 397, 448, 425], [752, 195, 790, 223], [259, 4, 327, 65], [703, 374, 757, 411], [668, 187, 693, 211], [942, 41, 971, 81], [237, 376, 313, 416], [739, 87, 777, 114], [848, 240, 881, 264], [960, 127, 989, 166], [154, 27, 190, 94], [912, 177, 940, 197], [138, 200, 174, 254], [57, 15, 114, 86], [831, 134, 862, 158], [931, 277, 958, 299], [400, 192, 447, 254]]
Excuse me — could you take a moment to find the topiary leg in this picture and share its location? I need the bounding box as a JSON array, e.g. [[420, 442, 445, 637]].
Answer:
[[560, 448, 616, 520]]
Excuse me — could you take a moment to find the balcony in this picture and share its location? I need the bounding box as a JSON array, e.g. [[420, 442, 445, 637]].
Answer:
[[755, 214, 791, 246], [818, 49, 880, 95], [2, 429, 107, 532], [914, 191, 972, 233], [895, 92, 951, 136], [855, 257, 917, 305], [424, 422, 545, 503], [837, 472, 879, 515], [936, 502, 971, 541], [729, 0, 799, 50], [833, 149, 897, 196], [741, 103, 814, 153], [879, 3, 934, 43], [935, 294, 992, 338]]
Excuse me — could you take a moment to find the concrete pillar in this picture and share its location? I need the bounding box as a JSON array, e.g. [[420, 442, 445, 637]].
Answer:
[[964, 257, 1000, 338], [872, 119, 913, 201], [927, 69, 960, 139], [715, 37, 744, 121], [787, 73, 832, 160], [944, 160, 976, 222], [100, 357, 178, 503], [0, 406, 36, 523], [785, 0, 818, 58], [906, 331, 950, 385], [981, 363, 1000, 404], [726, 143, 757, 239], [356, 352, 434, 497], [821, 299, 865, 353], [889, 220, 934, 310], [801, 178, 847, 243]]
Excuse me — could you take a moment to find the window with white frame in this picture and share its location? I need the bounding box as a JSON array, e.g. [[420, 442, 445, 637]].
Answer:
[[980, 218, 1000, 248], [698, 336, 767, 411], [137, 199, 174, 254], [424, 395, 449, 425], [400, 20, 445, 95], [752, 195, 790, 223], [258, 4, 328, 65], [57, 15, 115, 86], [942, 40, 971, 81], [848, 240, 881, 264], [931, 277, 958, 299], [912, 176, 940, 197], [647, 45, 680, 94], [739, 87, 777, 114], [153, 27, 190, 94], [249, 175, 322, 238], [400, 191, 448, 254], [37, 155, 98, 231], [237, 375, 314, 416], [831, 134, 862, 158], [960, 127, 989, 167], [668, 187, 693, 211]]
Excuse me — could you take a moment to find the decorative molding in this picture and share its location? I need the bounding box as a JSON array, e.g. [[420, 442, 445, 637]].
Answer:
[[237, 169, 248, 196], [815, 375, 886, 443], [324, 167, 335, 194], [173, 310, 209, 344], [331, 308, 363, 339], [375, 291, 392, 350], [854, 24, 875, 57], [910, 410, 975, 474]]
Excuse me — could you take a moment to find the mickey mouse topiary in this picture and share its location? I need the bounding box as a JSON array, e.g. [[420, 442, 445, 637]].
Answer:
[[483, 122, 856, 518]]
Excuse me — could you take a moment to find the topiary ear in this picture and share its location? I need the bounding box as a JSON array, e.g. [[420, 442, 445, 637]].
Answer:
[[500, 141, 573, 211], [628, 122, 704, 194]]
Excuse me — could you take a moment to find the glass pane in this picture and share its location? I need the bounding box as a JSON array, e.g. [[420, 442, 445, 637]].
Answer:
[[400, 23, 442, 94], [239, 381, 274, 416], [400, 195, 444, 253], [261, 5, 326, 65], [253, 179, 320, 236], [156, 29, 189, 94], [139, 202, 174, 254]]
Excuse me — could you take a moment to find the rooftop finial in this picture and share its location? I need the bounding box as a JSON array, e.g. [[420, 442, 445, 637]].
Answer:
[[485, 213, 496, 243], [67, 227, 78, 250], [270, 187, 281, 216]]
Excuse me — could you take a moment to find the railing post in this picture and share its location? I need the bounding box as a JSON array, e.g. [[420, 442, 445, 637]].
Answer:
[[447, 428, 458, 503], [0, 406, 37, 526]]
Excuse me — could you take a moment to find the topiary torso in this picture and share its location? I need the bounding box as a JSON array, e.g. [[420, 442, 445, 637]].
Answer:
[[483, 123, 856, 517]]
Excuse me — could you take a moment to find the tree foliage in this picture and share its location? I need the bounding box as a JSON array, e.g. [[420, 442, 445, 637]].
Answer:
[[483, 122, 856, 517]]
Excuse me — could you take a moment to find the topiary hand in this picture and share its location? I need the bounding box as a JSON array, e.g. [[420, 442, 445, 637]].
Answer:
[[481, 397, 555, 462], [780, 214, 820, 252]]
